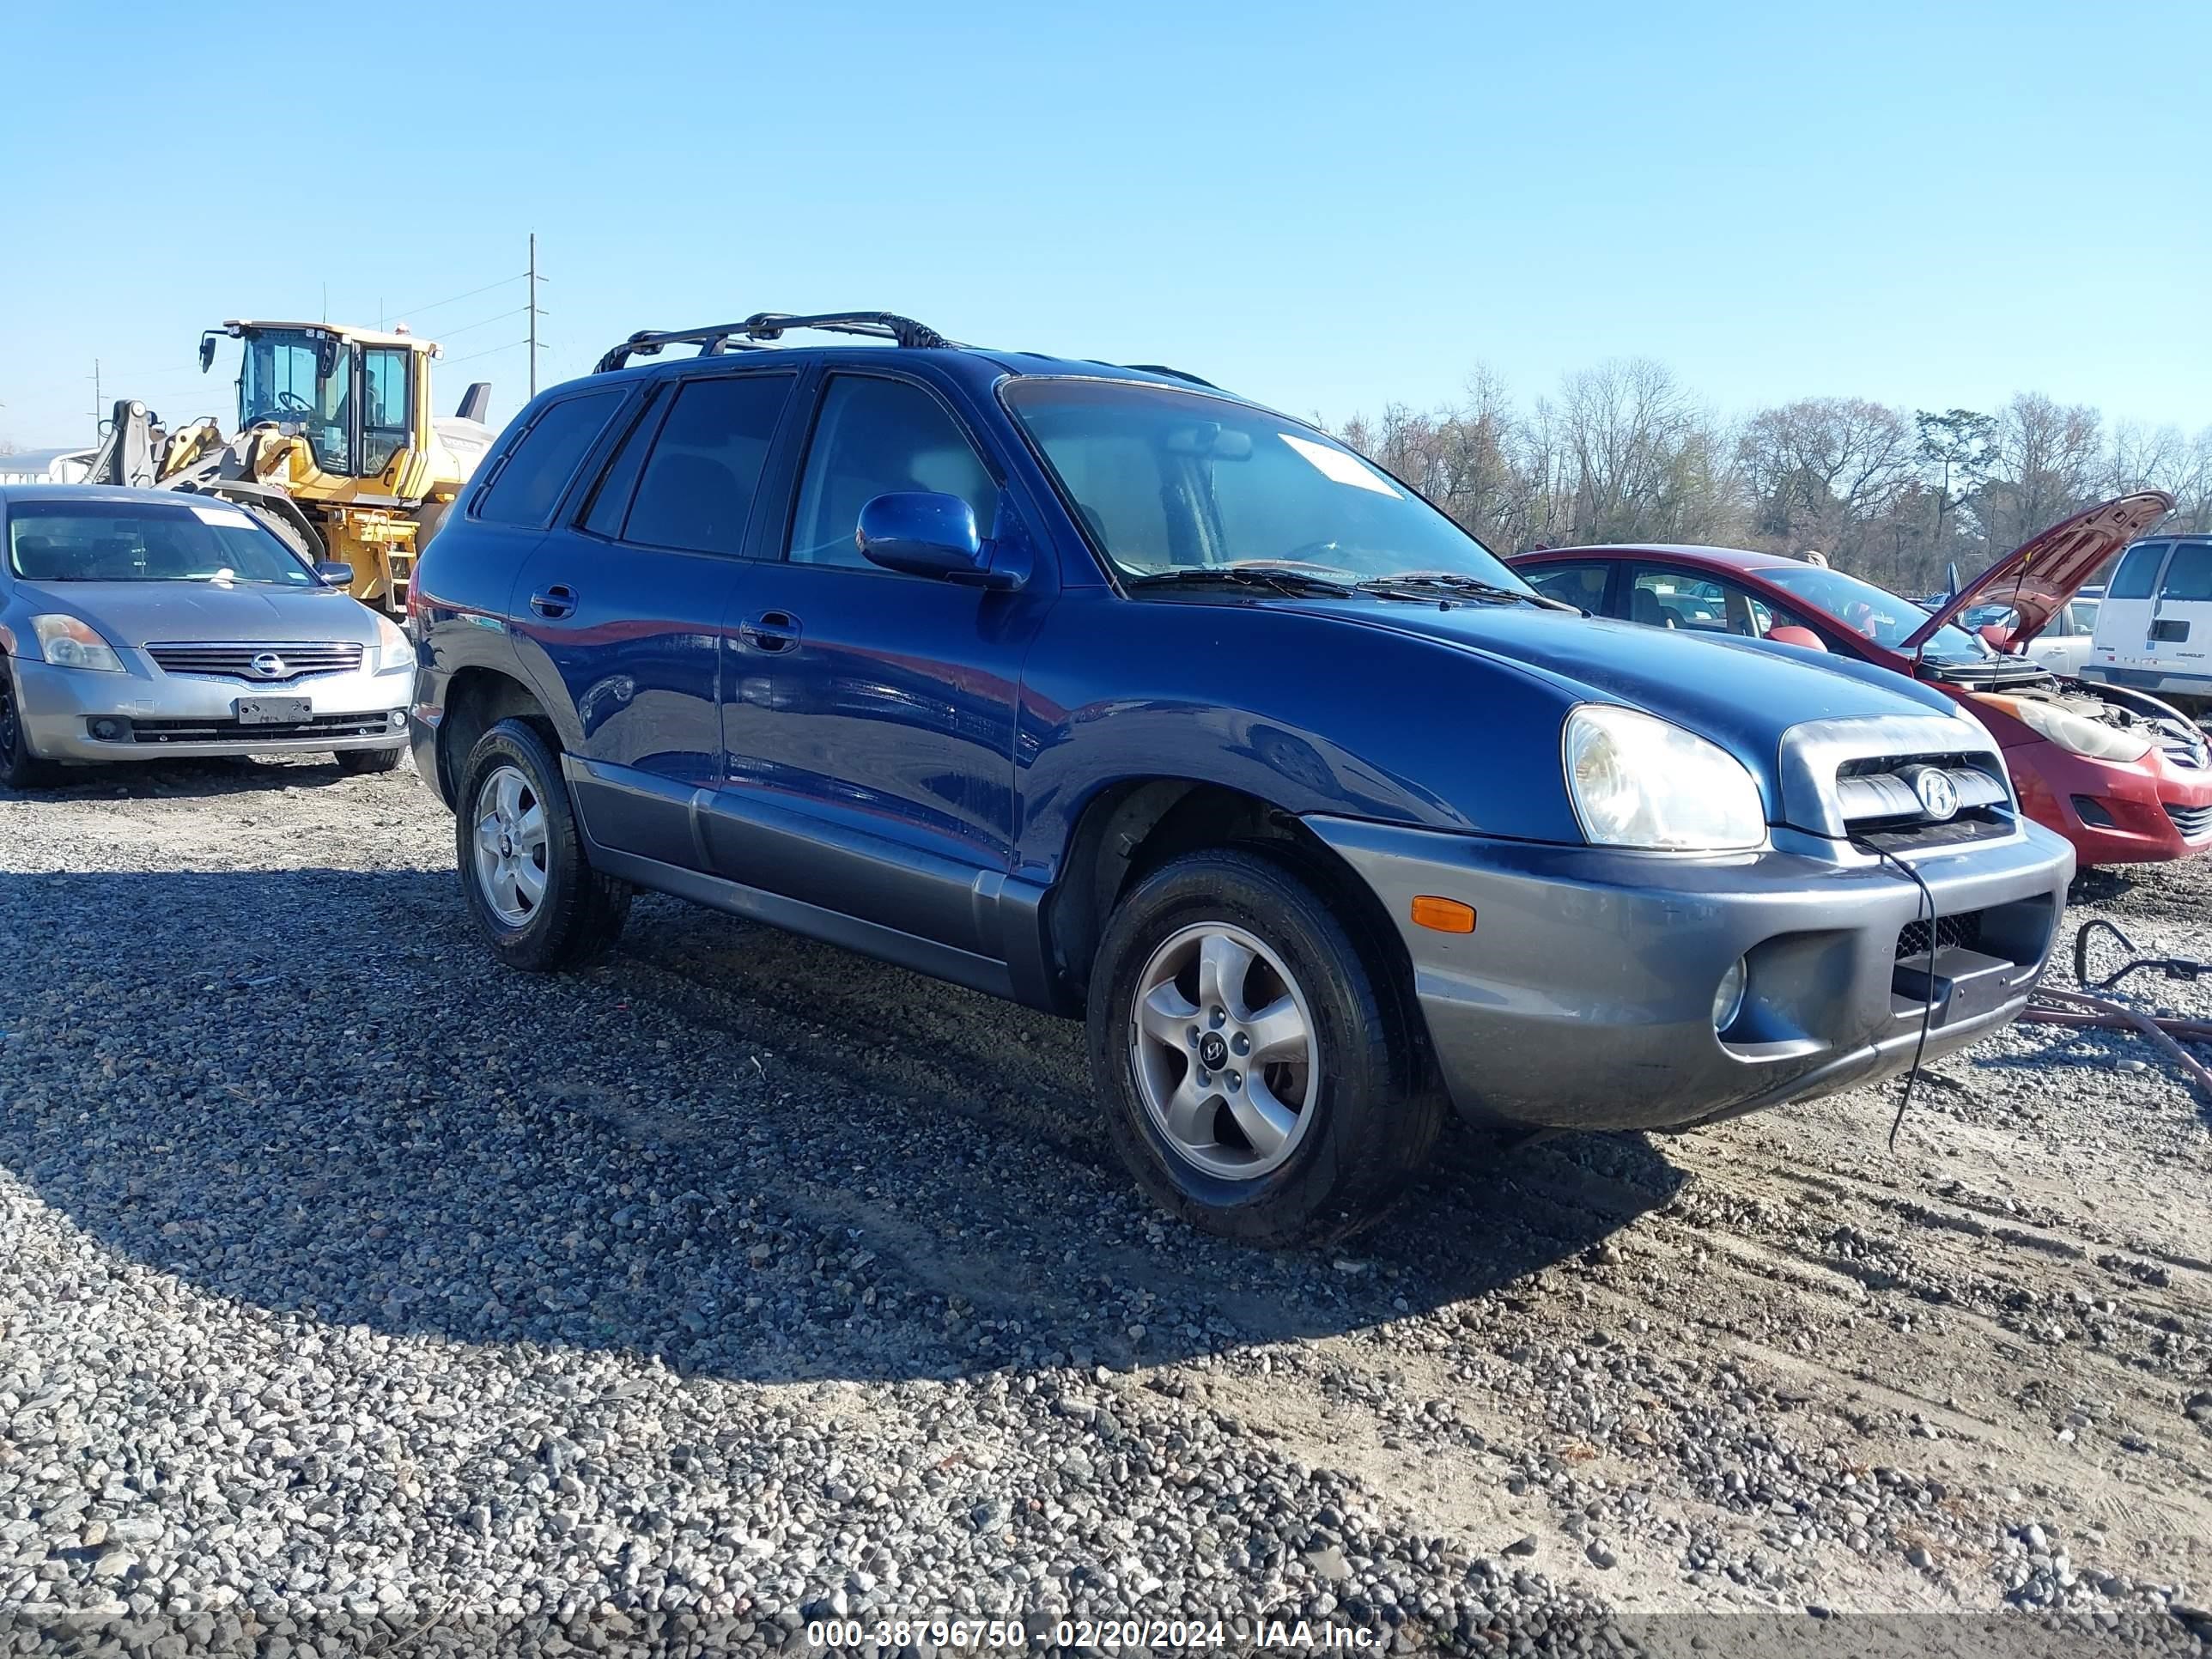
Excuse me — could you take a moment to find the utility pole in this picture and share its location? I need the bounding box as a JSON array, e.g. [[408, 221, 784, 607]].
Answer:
[[527, 232, 540, 398], [89, 359, 101, 442]]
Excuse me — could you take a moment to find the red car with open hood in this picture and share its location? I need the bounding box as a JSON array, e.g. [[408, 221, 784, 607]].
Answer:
[[1511, 493, 2212, 866]]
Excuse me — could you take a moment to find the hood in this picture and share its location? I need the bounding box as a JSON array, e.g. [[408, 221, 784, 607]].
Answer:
[[1278, 595, 1966, 780], [17, 580, 380, 647], [1905, 490, 2172, 651]]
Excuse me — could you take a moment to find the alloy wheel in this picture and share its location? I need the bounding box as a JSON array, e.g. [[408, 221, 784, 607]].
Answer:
[[1130, 921, 1320, 1180], [472, 763, 550, 927]]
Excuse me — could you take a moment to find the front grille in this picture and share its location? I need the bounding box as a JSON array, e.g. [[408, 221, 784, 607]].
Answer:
[[1897, 909, 1986, 961], [148, 641, 364, 683], [2166, 801, 2212, 841], [1834, 756, 2011, 846], [129, 712, 395, 744], [2163, 735, 2209, 770]]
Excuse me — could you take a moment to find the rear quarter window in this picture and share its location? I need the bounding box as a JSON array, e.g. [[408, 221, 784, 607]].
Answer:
[[474, 390, 626, 527]]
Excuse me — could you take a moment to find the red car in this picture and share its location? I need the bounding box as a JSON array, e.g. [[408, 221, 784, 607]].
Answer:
[[1512, 493, 2212, 866]]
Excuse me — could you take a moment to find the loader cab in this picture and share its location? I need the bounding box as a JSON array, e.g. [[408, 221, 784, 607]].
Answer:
[[210, 321, 430, 485]]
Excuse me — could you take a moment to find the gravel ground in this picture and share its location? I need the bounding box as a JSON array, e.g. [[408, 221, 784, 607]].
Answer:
[[1, 755, 2208, 1657]]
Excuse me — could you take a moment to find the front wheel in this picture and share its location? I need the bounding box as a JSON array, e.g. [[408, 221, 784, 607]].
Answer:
[[0, 661, 54, 791], [1088, 848, 1440, 1247], [336, 744, 406, 776], [455, 718, 629, 971]]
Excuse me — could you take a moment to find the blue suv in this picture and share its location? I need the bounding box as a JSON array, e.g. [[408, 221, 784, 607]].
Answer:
[[410, 311, 2074, 1244]]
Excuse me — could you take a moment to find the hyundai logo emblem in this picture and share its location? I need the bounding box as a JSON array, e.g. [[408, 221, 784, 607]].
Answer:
[[251, 652, 289, 679], [1912, 767, 1960, 823]]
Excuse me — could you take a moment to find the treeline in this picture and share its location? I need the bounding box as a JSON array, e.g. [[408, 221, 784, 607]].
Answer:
[[1332, 360, 2212, 592]]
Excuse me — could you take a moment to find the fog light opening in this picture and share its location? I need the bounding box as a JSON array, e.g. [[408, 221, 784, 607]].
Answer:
[[1713, 957, 1747, 1034], [88, 716, 127, 742]]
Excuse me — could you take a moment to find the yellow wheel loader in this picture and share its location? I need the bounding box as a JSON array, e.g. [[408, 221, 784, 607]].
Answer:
[[80, 320, 496, 615]]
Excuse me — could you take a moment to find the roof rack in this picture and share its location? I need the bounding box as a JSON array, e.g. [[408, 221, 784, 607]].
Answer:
[[593, 311, 954, 374], [1122, 362, 1220, 390]]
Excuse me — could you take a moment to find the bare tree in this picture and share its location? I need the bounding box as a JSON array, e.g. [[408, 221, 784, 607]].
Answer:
[[1741, 397, 1917, 574]]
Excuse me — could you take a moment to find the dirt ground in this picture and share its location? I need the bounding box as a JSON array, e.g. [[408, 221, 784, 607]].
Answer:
[[1, 753, 2207, 1656]]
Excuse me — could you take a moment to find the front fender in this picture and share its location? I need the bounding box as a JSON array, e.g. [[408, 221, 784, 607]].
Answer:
[[1012, 595, 1583, 881]]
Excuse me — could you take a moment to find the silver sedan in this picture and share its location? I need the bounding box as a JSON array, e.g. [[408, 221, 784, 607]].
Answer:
[[0, 485, 413, 787]]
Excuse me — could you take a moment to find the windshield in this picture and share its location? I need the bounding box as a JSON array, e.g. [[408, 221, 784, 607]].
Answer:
[[1759, 562, 1991, 661], [1003, 378, 1533, 592], [240, 327, 354, 474], [5, 499, 318, 586]]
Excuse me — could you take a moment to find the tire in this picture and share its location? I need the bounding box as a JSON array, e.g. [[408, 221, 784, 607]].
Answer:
[[1087, 847, 1442, 1248], [0, 659, 55, 791], [336, 744, 406, 775], [454, 718, 629, 971]]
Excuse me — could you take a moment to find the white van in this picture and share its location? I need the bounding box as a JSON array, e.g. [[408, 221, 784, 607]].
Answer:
[[2085, 535, 2212, 704]]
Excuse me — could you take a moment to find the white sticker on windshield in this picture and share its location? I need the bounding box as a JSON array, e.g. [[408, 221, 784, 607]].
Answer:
[[1279, 434, 1401, 498], [188, 504, 253, 528]]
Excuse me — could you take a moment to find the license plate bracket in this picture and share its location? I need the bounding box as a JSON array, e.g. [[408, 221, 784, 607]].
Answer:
[[234, 696, 313, 726]]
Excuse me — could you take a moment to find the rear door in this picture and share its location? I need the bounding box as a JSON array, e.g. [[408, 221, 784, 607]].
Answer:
[[2089, 539, 2169, 681], [510, 368, 799, 867], [2148, 540, 2212, 684]]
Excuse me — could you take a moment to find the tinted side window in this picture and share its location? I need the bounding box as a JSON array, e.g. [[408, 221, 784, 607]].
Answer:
[[788, 377, 996, 569], [476, 391, 625, 527], [2108, 542, 2167, 600], [1523, 562, 1608, 610], [2158, 544, 2212, 602], [623, 374, 793, 556], [579, 386, 665, 538]]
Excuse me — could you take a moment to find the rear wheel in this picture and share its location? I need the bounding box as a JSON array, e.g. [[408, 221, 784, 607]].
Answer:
[[336, 744, 406, 776], [455, 718, 629, 970], [1088, 848, 1441, 1247], [0, 661, 54, 791]]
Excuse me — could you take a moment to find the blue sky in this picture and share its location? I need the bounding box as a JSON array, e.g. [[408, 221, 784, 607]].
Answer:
[[2, 0, 2204, 448]]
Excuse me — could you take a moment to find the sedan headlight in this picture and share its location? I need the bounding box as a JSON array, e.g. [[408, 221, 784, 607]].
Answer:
[[374, 618, 417, 676], [1564, 704, 1766, 850], [29, 614, 125, 673], [1978, 694, 2152, 763]]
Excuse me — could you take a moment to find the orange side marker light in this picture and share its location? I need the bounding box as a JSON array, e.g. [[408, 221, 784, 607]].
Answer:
[[1411, 896, 1476, 933]]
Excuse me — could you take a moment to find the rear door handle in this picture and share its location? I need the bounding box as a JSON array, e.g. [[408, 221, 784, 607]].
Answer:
[[530, 584, 578, 620], [741, 611, 803, 653]]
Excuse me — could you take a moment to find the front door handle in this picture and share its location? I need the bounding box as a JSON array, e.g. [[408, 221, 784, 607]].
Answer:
[[530, 584, 578, 620], [741, 610, 803, 653]]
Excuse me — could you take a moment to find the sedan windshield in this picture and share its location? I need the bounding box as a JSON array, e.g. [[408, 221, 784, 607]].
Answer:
[[1759, 562, 1991, 661], [1003, 378, 1534, 594], [5, 499, 317, 586]]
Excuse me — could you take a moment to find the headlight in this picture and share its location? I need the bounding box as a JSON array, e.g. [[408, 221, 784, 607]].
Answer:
[[374, 619, 416, 676], [29, 614, 125, 673], [1979, 695, 2152, 763], [1564, 704, 1766, 850]]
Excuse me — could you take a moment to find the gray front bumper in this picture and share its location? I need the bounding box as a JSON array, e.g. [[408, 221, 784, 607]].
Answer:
[[11, 654, 410, 762], [1309, 816, 2075, 1134]]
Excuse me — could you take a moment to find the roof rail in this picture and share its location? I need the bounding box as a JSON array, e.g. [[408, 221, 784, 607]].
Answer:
[[593, 311, 954, 374], [1122, 362, 1220, 389]]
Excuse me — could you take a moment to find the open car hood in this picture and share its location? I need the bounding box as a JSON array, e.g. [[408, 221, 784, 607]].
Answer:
[[1905, 490, 2172, 652]]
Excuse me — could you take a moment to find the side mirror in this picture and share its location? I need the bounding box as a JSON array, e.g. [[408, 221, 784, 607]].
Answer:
[[856, 492, 1022, 589], [1979, 623, 2014, 652], [1766, 624, 1827, 652], [314, 562, 356, 587], [198, 333, 218, 374]]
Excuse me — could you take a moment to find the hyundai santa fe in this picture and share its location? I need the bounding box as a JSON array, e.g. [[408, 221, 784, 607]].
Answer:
[[406, 309, 2075, 1244]]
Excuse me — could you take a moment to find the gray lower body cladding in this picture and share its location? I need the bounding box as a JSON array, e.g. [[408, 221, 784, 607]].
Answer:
[[1307, 815, 2076, 1134]]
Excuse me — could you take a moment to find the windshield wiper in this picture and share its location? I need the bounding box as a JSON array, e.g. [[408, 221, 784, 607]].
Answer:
[[1354, 572, 1577, 611], [1127, 565, 1358, 599]]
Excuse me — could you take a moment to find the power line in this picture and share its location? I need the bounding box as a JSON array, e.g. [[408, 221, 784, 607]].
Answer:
[[386, 272, 529, 322], [447, 337, 534, 366], [429, 305, 533, 342]]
